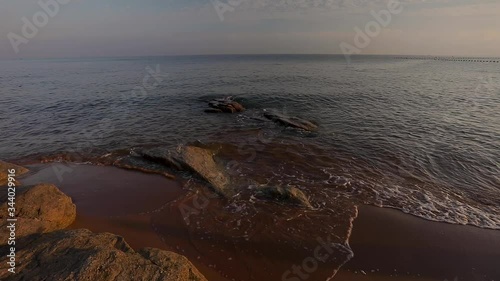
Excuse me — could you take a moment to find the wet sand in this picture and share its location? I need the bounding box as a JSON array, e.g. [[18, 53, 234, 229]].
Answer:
[[21, 163, 500, 281], [22, 163, 185, 217], [335, 205, 500, 281]]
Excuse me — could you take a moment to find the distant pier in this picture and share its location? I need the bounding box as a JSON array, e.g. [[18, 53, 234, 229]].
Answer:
[[395, 56, 499, 63]]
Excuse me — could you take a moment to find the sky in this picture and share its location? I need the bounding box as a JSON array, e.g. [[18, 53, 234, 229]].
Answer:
[[0, 0, 499, 59]]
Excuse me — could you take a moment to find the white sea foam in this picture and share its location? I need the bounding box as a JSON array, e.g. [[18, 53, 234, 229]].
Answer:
[[320, 168, 500, 229]]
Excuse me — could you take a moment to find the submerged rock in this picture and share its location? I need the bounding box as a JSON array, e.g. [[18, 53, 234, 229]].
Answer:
[[113, 156, 176, 179], [139, 147, 185, 171], [0, 229, 207, 281], [255, 185, 313, 209], [139, 145, 230, 196], [205, 97, 245, 113], [0, 160, 29, 186], [263, 112, 318, 131], [0, 184, 76, 240], [204, 108, 223, 113]]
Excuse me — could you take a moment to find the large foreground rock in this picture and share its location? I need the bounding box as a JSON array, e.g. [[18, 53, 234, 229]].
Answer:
[[0, 160, 29, 186], [139, 145, 230, 196], [0, 184, 76, 241], [255, 185, 313, 209], [0, 229, 207, 281], [264, 112, 318, 131]]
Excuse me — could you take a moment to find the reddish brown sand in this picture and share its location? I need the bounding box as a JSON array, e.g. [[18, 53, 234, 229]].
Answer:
[[22, 163, 185, 217], [22, 164, 500, 281], [335, 205, 500, 281], [23, 163, 357, 281], [22, 163, 236, 280]]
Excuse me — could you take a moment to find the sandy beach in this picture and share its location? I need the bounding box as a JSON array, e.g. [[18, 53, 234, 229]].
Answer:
[[336, 205, 500, 281], [2, 1, 500, 280], [19, 163, 500, 281]]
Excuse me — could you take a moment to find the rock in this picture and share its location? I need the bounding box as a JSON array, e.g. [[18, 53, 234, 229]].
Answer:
[[255, 185, 313, 209], [0, 160, 29, 186], [138, 248, 206, 281], [0, 229, 207, 281], [139, 146, 230, 196], [263, 112, 318, 131], [205, 97, 245, 113], [204, 108, 223, 113], [228, 101, 245, 112], [0, 184, 76, 241], [113, 156, 176, 179], [139, 147, 185, 171], [180, 146, 230, 196]]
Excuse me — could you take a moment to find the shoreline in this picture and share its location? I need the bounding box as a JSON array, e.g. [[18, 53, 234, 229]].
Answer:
[[336, 205, 500, 281], [25, 162, 354, 281], [16, 162, 500, 281]]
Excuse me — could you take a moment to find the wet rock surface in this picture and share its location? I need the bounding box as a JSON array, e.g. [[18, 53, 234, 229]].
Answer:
[[202, 98, 320, 133], [0, 184, 76, 240], [139, 145, 230, 196], [264, 112, 318, 131], [0, 160, 29, 186], [205, 97, 245, 113], [254, 185, 313, 209], [113, 156, 177, 179], [180, 146, 230, 196], [0, 229, 207, 281]]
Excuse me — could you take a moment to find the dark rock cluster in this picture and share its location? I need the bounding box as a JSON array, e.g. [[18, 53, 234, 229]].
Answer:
[[204, 97, 318, 132], [205, 97, 245, 113]]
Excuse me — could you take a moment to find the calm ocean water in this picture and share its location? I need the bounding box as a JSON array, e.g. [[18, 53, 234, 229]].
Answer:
[[1, 55, 499, 228]]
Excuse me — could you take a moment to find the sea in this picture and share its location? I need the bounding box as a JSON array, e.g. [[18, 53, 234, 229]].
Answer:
[[1, 54, 499, 230]]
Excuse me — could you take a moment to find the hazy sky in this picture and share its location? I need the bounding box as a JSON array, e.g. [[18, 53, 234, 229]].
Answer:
[[1, 0, 499, 59]]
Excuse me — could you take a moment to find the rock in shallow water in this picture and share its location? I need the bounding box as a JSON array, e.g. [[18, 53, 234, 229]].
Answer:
[[139, 145, 230, 196], [255, 185, 313, 209], [204, 108, 223, 113], [205, 97, 245, 113], [263, 112, 318, 131], [0, 229, 207, 281], [181, 146, 230, 196], [113, 156, 176, 179], [0, 184, 76, 240]]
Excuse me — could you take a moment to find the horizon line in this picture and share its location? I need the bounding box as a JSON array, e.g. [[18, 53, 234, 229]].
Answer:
[[1, 53, 500, 61]]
